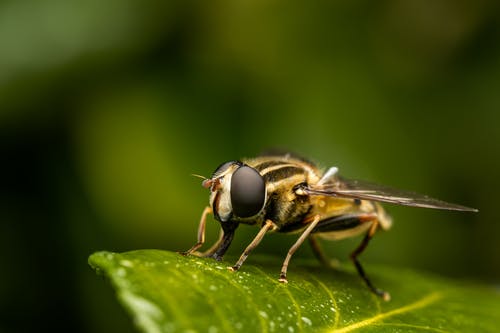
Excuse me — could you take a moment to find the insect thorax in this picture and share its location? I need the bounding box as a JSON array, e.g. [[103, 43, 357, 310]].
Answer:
[[235, 156, 321, 230]]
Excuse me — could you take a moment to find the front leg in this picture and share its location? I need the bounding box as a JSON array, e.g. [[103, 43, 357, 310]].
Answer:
[[180, 206, 212, 256], [199, 228, 224, 257], [208, 223, 238, 261]]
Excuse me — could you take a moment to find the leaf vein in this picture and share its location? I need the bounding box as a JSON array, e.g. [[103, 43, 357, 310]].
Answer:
[[328, 291, 443, 333], [252, 266, 304, 332], [170, 269, 233, 333], [132, 258, 193, 330], [372, 322, 450, 333], [307, 274, 340, 329], [203, 263, 269, 333]]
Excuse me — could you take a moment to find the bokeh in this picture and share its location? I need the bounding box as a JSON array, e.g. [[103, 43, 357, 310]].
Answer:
[[1, 0, 499, 332]]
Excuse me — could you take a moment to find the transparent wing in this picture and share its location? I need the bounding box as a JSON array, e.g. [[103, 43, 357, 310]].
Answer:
[[305, 177, 478, 212]]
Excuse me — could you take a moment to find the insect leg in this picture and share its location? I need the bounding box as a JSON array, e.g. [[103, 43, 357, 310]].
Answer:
[[228, 220, 275, 271], [350, 219, 391, 301], [309, 235, 337, 268], [180, 206, 212, 256], [200, 228, 224, 257], [209, 224, 238, 261], [279, 215, 321, 283]]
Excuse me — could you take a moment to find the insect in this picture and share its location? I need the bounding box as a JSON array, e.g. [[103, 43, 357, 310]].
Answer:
[[181, 153, 477, 300]]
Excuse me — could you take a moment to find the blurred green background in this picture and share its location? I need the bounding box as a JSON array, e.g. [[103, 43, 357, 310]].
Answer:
[[1, 0, 499, 332]]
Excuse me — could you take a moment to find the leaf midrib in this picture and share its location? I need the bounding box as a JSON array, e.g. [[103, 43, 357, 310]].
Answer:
[[328, 292, 443, 333]]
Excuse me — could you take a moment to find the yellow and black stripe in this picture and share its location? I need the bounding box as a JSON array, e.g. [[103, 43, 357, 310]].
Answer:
[[241, 157, 317, 230]]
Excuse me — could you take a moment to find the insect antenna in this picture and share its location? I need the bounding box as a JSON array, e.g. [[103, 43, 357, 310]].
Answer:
[[192, 173, 214, 188], [191, 174, 208, 180]]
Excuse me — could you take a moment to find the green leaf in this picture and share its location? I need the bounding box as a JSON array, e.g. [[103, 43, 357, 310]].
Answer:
[[89, 250, 499, 333]]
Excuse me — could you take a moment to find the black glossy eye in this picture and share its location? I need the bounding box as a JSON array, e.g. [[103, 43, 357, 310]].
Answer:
[[230, 166, 266, 218]]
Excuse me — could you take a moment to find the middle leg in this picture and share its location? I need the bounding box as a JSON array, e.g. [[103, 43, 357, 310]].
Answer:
[[279, 215, 321, 283], [229, 220, 276, 271]]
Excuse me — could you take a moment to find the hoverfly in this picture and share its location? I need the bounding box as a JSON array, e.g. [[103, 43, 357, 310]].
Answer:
[[181, 153, 477, 300]]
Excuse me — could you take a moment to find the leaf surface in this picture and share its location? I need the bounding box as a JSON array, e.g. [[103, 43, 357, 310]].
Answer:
[[89, 250, 499, 333]]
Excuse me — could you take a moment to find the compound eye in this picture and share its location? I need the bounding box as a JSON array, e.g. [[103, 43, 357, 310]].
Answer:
[[212, 161, 240, 178], [230, 166, 266, 218]]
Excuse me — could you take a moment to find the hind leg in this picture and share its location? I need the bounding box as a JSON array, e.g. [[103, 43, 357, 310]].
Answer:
[[308, 235, 339, 268], [350, 219, 390, 301]]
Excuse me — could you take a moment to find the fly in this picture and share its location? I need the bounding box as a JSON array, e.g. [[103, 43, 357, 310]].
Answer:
[[181, 153, 477, 301]]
